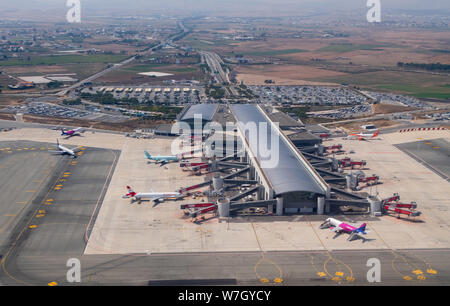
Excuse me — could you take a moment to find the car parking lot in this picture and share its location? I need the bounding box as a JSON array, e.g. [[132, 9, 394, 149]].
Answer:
[[365, 91, 433, 109], [249, 85, 368, 106], [82, 86, 203, 105], [308, 104, 373, 119], [3, 101, 128, 123], [5, 101, 91, 119]]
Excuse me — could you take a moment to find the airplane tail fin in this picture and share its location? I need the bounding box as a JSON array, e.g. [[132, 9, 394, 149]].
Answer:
[[61, 129, 65, 135], [144, 151, 151, 159], [372, 130, 380, 138], [123, 186, 137, 198], [357, 223, 367, 234]]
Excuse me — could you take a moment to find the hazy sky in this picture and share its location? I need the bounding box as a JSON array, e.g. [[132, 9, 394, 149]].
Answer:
[[1, 0, 449, 18]]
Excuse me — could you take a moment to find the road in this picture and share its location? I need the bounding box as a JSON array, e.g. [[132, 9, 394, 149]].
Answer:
[[54, 22, 190, 97], [201, 51, 229, 84]]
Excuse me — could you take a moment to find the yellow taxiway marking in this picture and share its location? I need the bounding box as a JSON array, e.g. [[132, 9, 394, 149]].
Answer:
[[29, 225, 37, 229], [4, 214, 17, 217], [432, 146, 440, 149], [16, 201, 27, 205], [412, 269, 423, 275], [417, 275, 427, 281], [48, 282, 58, 286], [346, 276, 355, 282], [64, 172, 71, 175], [26, 190, 36, 193], [35, 214, 45, 218], [335, 271, 344, 277], [427, 269, 438, 275], [273, 278, 283, 284], [38, 210, 45, 214], [317, 272, 327, 277], [403, 275, 413, 281], [46, 199, 54, 202]]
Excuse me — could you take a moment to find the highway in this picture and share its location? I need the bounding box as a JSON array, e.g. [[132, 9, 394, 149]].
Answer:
[[201, 51, 229, 84], [54, 22, 190, 97], [200, 51, 241, 97]]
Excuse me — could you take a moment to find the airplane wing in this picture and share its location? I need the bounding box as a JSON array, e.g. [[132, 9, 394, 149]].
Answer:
[[152, 196, 164, 203], [159, 160, 168, 167], [332, 231, 343, 239], [48, 150, 63, 154], [348, 232, 360, 241], [72, 147, 83, 153]]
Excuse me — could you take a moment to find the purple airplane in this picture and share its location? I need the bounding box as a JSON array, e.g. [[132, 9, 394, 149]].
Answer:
[[319, 218, 368, 241], [61, 127, 84, 138]]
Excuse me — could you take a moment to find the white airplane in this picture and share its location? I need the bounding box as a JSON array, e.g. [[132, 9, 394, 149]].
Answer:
[[49, 139, 80, 158], [122, 186, 183, 204], [345, 130, 379, 141]]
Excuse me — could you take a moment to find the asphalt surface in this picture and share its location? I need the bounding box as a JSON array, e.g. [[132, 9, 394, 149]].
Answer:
[[395, 138, 450, 181], [0, 139, 449, 286], [0, 140, 120, 285]]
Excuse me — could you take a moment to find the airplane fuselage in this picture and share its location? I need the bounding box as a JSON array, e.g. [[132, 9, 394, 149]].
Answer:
[[326, 218, 357, 232], [133, 192, 182, 200]]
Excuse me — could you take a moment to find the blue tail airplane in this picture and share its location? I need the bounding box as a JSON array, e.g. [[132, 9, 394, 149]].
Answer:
[[145, 151, 179, 166]]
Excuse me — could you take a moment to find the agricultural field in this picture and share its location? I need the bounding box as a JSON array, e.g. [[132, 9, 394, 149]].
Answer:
[[0, 54, 128, 66], [311, 71, 450, 100]]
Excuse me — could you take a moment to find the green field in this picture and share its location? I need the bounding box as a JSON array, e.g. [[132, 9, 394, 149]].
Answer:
[[124, 64, 199, 73], [124, 64, 171, 72], [310, 71, 450, 100], [376, 84, 450, 99], [241, 49, 306, 56], [0, 54, 129, 66], [317, 44, 391, 53]]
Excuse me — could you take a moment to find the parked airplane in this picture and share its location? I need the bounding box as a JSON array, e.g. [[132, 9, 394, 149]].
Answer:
[[345, 130, 379, 141], [61, 127, 84, 138], [49, 139, 79, 158], [144, 151, 179, 166], [122, 186, 183, 204], [319, 218, 368, 241]]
